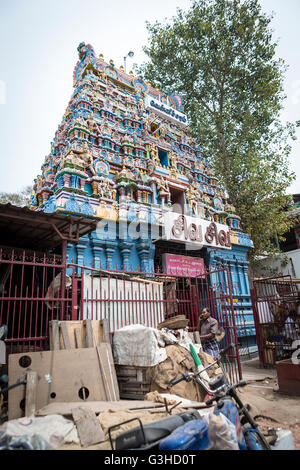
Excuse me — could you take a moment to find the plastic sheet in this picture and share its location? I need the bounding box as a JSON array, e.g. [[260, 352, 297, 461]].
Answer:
[[204, 412, 240, 450], [0, 432, 52, 450]]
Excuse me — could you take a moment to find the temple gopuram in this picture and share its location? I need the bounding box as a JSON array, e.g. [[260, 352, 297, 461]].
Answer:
[[29, 42, 256, 354]]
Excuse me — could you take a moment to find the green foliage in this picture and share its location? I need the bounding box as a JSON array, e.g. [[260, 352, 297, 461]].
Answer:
[[137, 0, 297, 261]]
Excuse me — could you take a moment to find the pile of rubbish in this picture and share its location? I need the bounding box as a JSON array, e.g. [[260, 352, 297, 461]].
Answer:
[[0, 318, 295, 451]]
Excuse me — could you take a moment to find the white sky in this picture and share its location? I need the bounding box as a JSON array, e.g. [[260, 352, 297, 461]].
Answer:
[[0, 0, 299, 194]]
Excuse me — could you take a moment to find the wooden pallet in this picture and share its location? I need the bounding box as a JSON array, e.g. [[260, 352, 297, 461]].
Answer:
[[115, 365, 152, 400], [49, 319, 110, 350]]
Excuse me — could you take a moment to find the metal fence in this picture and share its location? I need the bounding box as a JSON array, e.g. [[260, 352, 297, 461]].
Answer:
[[251, 276, 300, 367], [72, 264, 242, 382], [0, 248, 243, 381], [0, 247, 71, 354]]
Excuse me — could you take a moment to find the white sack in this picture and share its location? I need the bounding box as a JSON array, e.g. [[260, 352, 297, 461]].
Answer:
[[113, 324, 168, 367], [0, 415, 80, 448]]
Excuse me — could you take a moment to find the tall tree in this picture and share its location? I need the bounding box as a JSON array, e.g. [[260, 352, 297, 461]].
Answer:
[[0, 185, 32, 207], [137, 0, 297, 261]]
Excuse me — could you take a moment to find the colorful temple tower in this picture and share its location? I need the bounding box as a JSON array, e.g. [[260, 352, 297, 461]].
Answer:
[[29, 42, 256, 356]]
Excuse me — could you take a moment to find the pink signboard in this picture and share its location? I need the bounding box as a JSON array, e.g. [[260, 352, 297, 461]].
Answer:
[[162, 253, 206, 278]]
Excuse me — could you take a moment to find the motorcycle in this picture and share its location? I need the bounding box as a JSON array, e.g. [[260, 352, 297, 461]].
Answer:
[[109, 344, 274, 450]]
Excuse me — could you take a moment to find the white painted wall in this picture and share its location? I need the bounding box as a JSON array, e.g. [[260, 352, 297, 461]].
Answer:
[[288, 249, 300, 278], [82, 275, 165, 332], [256, 249, 300, 279]]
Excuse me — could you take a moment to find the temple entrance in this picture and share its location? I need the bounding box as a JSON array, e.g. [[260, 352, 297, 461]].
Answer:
[[169, 187, 185, 213]]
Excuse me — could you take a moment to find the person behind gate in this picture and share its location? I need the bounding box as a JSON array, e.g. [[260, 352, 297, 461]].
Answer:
[[197, 308, 220, 358]]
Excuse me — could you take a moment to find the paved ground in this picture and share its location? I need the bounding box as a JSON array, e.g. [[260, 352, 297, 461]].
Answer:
[[238, 358, 300, 449], [241, 357, 277, 381]]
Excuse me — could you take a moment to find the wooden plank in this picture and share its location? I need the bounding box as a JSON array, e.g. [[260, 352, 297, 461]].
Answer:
[[50, 320, 60, 350], [0, 340, 6, 364], [96, 346, 112, 401], [60, 322, 71, 349], [60, 321, 85, 349], [99, 319, 110, 343], [74, 328, 82, 349], [8, 348, 108, 420], [105, 344, 120, 400], [72, 407, 105, 447], [49, 320, 111, 350], [97, 343, 120, 401], [25, 371, 37, 417], [35, 400, 163, 417], [85, 319, 94, 348]]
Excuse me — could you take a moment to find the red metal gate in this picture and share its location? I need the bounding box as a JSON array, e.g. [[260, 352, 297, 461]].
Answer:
[[74, 264, 242, 382], [251, 276, 300, 367], [0, 251, 242, 382], [196, 267, 242, 382], [0, 247, 71, 354]]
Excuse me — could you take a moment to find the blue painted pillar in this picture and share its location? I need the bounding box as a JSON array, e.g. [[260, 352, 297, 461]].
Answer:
[[105, 241, 118, 270], [76, 240, 88, 272], [120, 241, 134, 271], [90, 236, 106, 270], [136, 240, 155, 273]]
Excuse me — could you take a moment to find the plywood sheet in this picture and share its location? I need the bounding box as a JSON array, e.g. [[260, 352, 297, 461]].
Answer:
[[8, 348, 108, 420]]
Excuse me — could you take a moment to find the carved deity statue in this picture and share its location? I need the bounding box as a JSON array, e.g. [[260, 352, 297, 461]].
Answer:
[[157, 177, 171, 205], [81, 142, 96, 175], [202, 193, 212, 206], [149, 144, 160, 166], [169, 151, 178, 172], [96, 200, 109, 219], [98, 178, 116, 200], [74, 115, 86, 128], [186, 184, 200, 216], [87, 111, 97, 132], [59, 150, 84, 169]]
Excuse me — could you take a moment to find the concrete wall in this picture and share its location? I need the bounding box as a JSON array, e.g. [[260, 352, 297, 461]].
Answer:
[[255, 249, 300, 279]]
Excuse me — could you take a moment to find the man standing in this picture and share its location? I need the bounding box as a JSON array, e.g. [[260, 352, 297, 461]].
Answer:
[[198, 308, 220, 358], [284, 311, 300, 342]]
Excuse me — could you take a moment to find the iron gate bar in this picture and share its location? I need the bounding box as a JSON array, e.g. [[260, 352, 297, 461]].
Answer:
[[71, 263, 243, 382], [196, 266, 243, 381], [251, 275, 300, 367], [0, 247, 72, 353], [1, 250, 244, 383]]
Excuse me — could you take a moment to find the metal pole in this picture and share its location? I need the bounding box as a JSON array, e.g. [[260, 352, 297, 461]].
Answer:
[[226, 267, 243, 380]]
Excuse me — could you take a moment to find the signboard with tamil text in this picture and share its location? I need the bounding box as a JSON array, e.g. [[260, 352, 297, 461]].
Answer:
[[144, 96, 188, 127], [162, 253, 206, 278], [163, 213, 232, 250]]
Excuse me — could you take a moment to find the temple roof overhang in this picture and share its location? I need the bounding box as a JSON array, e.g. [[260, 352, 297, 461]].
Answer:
[[0, 203, 99, 251]]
